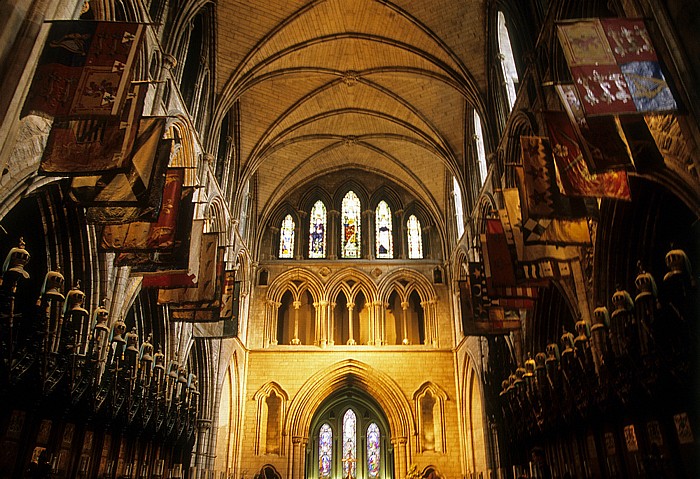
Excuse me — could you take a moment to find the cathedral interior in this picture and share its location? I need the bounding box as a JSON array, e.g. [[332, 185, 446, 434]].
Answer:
[[0, 0, 698, 478]]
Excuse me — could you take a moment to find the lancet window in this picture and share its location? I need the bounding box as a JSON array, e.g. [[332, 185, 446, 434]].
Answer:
[[375, 201, 393, 259], [497, 11, 519, 111], [279, 214, 295, 259], [341, 191, 361, 258], [309, 200, 327, 258], [407, 215, 423, 259]]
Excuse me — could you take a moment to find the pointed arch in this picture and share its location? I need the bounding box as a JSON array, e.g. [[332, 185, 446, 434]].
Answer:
[[413, 382, 448, 453], [253, 381, 289, 455], [461, 353, 488, 473], [286, 359, 414, 444]]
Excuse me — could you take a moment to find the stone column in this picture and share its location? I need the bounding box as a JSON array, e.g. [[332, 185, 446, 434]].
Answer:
[[197, 418, 213, 471], [266, 300, 281, 346], [394, 209, 405, 259], [392, 436, 408, 478], [328, 302, 336, 345], [328, 209, 340, 259], [291, 436, 307, 478], [318, 300, 329, 347], [347, 302, 357, 345], [401, 301, 410, 345], [363, 209, 374, 259], [291, 300, 301, 344]]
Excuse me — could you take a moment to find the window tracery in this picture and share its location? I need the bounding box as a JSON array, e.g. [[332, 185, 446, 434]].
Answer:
[[453, 177, 464, 238], [309, 200, 327, 258], [375, 201, 393, 259], [342, 409, 357, 478], [279, 214, 295, 259], [367, 422, 380, 477], [497, 11, 519, 111], [319, 423, 332, 478], [407, 215, 423, 259], [473, 111, 487, 185], [341, 191, 361, 259]]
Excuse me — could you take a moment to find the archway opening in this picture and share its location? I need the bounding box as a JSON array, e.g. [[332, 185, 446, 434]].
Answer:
[[307, 389, 394, 479]]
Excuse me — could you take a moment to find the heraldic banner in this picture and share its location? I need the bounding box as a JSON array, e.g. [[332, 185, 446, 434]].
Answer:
[[557, 18, 677, 116], [22, 21, 145, 118]]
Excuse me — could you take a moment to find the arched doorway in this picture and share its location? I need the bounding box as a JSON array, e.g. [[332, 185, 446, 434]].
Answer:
[[306, 390, 394, 479]]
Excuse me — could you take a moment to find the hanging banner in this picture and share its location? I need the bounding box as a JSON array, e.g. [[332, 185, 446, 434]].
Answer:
[[518, 136, 597, 221], [22, 21, 145, 118], [543, 110, 631, 200], [99, 168, 185, 251], [39, 83, 148, 176], [69, 118, 168, 206], [557, 18, 677, 116]]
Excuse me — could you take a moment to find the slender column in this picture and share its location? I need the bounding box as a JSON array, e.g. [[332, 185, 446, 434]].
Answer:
[[381, 302, 389, 345], [291, 300, 301, 345], [421, 299, 438, 346], [318, 300, 329, 347], [288, 436, 304, 479], [328, 209, 340, 259], [195, 419, 212, 473], [328, 302, 336, 345], [266, 300, 281, 346], [347, 302, 357, 345], [401, 301, 410, 345], [392, 437, 408, 478], [366, 300, 376, 345], [362, 209, 373, 259]]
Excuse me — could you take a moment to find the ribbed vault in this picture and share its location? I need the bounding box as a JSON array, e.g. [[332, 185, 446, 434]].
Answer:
[[213, 0, 488, 235]]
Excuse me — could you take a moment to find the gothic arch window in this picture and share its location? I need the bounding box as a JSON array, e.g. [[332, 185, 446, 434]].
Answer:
[[309, 200, 327, 258], [319, 423, 333, 478], [253, 382, 288, 456], [375, 200, 393, 259], [310, 401, 390, 479], [453, 177, 464, 238], [342, 409, 357, 477], [497, 12, 519, 111], [279, 214, 295, 259], [407, 215, 423, 259], [413, 382, 448, 453], [473, 111, 488, 185], [367, 423, 381, 478], [180, 14, 204, 111], [341, 191, 361, 258]]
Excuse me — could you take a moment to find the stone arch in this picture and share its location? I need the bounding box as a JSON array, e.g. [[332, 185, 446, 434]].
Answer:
[[326, 268, 377, 345], [377, 269, 436, 304], [285, 359, 415, 478], [326, 267, 378, 304], [378, 269, 438, 346], [264, 268, 324, 346], [412, 381, 449, 453], [165, 114, 200, 185], [253, 381, 289, 456], [267, 267, 324, 304], [461, 352, 488, 474]]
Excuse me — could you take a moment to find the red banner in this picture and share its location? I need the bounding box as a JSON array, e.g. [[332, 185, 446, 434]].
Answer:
[[22, 21, 144, 118]]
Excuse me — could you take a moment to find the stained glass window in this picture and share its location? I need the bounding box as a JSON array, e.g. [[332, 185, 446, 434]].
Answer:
[[341, 191, 361, 258], [498, 11, 519, 111], [375, 201, 393, 259], [279, 214, 295, 258], [319, 423, 332, 478], [474, 111, 487, 185], [309, 201, 327, 258], [342, 409, 357, 478], [407, 215, 423, 259], [367, 423, 380, 478], [453, 177, 464, 238]]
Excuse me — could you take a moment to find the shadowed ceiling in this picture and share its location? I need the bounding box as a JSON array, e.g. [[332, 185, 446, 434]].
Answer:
[[213, 0, 489, 227]]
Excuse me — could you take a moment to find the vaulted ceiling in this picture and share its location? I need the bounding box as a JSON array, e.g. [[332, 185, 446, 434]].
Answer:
[[213, 0, 489, 226]]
